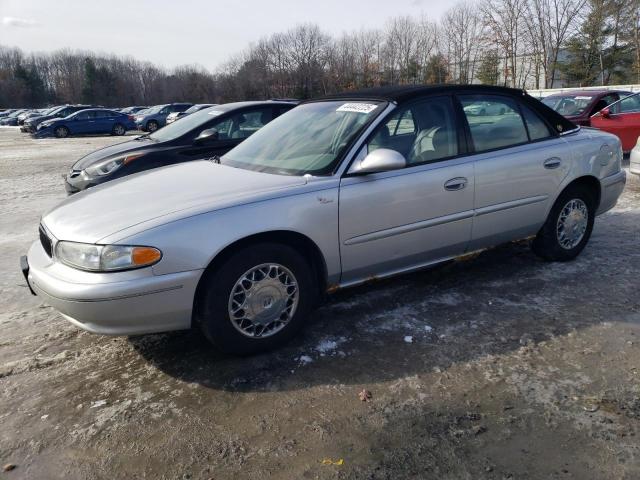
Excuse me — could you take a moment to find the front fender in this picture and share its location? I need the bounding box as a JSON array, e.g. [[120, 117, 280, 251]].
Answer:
[[114, 184, 342, 285]]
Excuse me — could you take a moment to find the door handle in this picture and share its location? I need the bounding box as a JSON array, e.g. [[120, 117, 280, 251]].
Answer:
[[544, 157, 562, 169], [444, 177, 468, 191]]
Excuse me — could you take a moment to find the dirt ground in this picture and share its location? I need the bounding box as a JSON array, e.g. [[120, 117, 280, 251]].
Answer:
[[1, 126, 639, 480]]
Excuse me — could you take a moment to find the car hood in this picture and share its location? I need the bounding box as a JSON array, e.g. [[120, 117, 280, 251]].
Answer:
[[42, 161, 307, 243], [72, 137, 155, 170]]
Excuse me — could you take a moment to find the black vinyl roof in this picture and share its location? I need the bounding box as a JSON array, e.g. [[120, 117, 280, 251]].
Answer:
[[312, 83, 577, 135], [316, 84, 528, 103]]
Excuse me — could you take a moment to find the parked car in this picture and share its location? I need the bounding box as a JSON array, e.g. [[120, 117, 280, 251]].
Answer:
[[22, 85, 625, 354], [0, 108, 18, 118], [134, 103, 193, 132], [463, 101, 507, 116], [18, 106, 58, 132], [33, 108, 136, 139], [0, 109, 29, 126], [63, 101, 296, 194], [542, 90, 631, 126], [166, 104, 217, 124], [590, 91, 640, 152], [23, 105, 94, 133]]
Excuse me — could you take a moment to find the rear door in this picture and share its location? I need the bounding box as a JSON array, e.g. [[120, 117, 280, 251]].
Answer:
[[92, 110, 112, 133], [591, 92, 640, 151], [339, 96, 475, 283], [458, 94, 573, 250]]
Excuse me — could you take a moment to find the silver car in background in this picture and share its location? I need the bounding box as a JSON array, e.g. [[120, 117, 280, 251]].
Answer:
[[22, 85, 626, 355]]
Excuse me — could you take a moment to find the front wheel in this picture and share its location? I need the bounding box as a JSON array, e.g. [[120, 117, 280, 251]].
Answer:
[[112, 123, 126, 136], [146, 120, 159, 132], [532, 185, 596, 261], [195, 243, 317, 355], [54, 126, 69, 138]]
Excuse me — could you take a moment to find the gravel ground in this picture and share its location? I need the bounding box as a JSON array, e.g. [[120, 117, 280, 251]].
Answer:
[[1, 126, 639, 479]]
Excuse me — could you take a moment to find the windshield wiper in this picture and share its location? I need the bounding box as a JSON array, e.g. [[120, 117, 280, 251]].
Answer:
[[209, 155, 221, 164], [134, 133, 150, 140]]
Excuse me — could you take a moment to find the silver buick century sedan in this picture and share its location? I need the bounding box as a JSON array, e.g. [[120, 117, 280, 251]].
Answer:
[[22, 85, 626, 354]]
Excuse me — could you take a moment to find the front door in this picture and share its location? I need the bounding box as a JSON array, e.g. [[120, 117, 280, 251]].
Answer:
[[339, 96, 474, 284], [591, 92, 640, 151]]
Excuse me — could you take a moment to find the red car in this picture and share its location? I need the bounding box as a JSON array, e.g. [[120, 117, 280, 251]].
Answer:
[[590, 91, 640, 152], [541, 90, 631, 126]]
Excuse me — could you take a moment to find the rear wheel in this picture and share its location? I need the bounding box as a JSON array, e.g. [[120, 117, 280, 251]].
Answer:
[[195, 243, 317, 355], [146, 120, 159, 132], [532, 185, 596, 261], [54, 126, 69, 138], [112, 123, 126, 136]]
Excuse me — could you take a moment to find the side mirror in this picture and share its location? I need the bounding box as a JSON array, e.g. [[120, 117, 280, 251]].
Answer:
[[352, 148, 406, 174], [195, 128, 219, 144], [600, 107, 611, 118]]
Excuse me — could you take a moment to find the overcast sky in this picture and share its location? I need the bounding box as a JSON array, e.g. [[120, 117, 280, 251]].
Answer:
[[0, 0, 453, 71]]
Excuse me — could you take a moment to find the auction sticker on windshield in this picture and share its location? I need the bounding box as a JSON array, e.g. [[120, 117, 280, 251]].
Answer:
[[336, 103, 378, 114]]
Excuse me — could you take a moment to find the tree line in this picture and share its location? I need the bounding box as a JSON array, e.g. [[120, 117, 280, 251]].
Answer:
[[1, 0, 638, 108]]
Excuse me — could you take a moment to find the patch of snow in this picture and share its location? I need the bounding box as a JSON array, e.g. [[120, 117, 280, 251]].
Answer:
[[404, 336, 413, 343], [297, 355, 313, 365], [90, 400, 107, 408]]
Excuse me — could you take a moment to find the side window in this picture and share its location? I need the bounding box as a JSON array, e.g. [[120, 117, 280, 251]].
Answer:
[[159, 107, 169, 114], [208, 117, 233, 140], [615, 94, 640, 114], [94, 110, 109, 119], [75, 111, 90, 121], [228, 108, 272, 140], [367, 97, 457, 165], [521, 105, 552, 141], [460, 95, 528, 152]]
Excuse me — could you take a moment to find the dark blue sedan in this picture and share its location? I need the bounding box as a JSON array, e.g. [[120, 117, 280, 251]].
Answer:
[[34, 109, 137, 138]]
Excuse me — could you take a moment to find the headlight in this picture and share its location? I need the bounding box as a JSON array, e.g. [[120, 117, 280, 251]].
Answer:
[[55, 241, 162, 271], [84, 153, 145, 177]]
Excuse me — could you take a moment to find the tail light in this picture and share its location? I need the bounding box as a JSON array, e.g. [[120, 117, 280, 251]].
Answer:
[[128, 115, 135, 121]]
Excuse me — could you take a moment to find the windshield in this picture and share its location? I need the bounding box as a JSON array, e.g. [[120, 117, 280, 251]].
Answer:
[[144, 106, 162, 115], [222, 100, 385, 176], [542, 95, 595, 116], [149, 106, 222, 142]]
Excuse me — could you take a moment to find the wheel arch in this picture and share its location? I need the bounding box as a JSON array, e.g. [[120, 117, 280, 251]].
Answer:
[[560, 175, 602, 209], [193, 230, 329, 314]]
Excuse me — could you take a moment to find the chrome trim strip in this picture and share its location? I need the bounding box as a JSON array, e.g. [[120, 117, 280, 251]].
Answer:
[[474, 195, 548, 217], [30, 281, 183, 303], [344, 210, 474, 246], [559, 125, 581, 137]]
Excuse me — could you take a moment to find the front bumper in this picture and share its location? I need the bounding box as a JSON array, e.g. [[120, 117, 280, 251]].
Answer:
[[23, 239, 202, 336], [31, 127, 54, 138]]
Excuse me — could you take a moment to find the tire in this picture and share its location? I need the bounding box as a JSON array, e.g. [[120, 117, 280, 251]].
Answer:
[[499, 108, 505, 115], [146, 120, 159, 132], [195, 243, 317, 355], [532, 184, 596, 261], [479, 109, 486, 116], [54, 126, 69, 138], [112, 123, 126, 136]]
